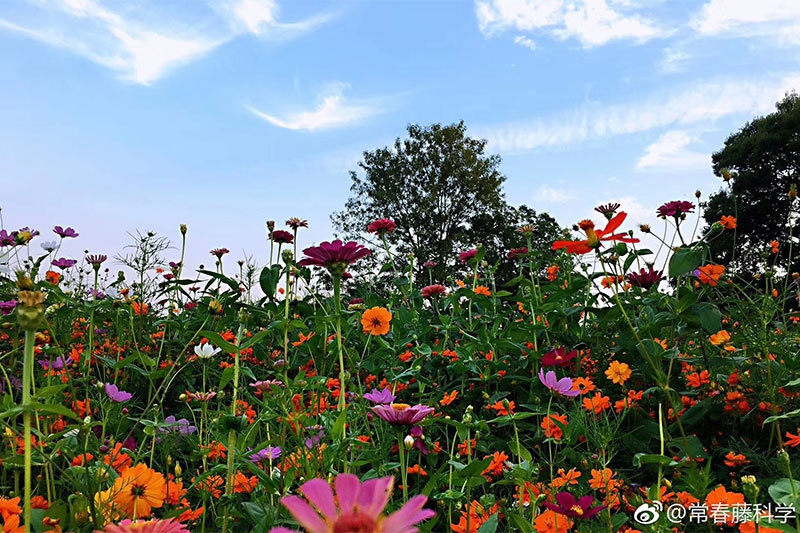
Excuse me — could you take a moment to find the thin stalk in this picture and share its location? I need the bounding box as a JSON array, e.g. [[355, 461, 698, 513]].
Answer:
[[22, 330, 35, 531]]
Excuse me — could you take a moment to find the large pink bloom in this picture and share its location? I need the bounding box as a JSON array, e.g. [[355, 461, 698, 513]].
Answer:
[[372, 403, 434, 425], [297, 240, 371, 276], [270, 474, 435, 533], [97, 518, 190, 533]]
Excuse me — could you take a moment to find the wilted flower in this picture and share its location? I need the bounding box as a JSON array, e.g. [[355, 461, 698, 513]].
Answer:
[[86, 254, 108, 268], [105, 383, 133, 403], [363, 388, 396, 405], [539, 369, 580, 397], [52, 257, 77, 270], [53, 226, 79, 239], [421, 284, 447, 298], [459, 249, 478, 263], [271, 230, 294, 244], [627, 266, 663, 289], [270, 473, 435, 533], [367, 218, 397, 235], [372, 403, 434, 426], [16, 227, 39, 244], [297, 240, 370, 277], [594, 203, 621, 219], [656, 201, 695, 219], [194, 343, 221, 359]]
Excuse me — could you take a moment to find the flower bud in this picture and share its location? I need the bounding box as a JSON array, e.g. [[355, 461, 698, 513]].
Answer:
[[266, 220, 275, 231], [180, 224, 187, 235], [404, 435, 414, 450], [777, 449, 791, 476], [741, 475, 759, 502], [282, 249, 294, 265], [695, 190, 702, 198]]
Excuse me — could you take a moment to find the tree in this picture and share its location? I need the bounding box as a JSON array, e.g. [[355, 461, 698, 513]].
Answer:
[[331, 122, 564, 284], [703, 92, 800, 277]]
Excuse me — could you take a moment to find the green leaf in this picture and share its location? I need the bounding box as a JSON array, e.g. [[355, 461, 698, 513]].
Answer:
[[198, 331, 238, 354], [258, 265, 282, 300], [477, 512, 499, 533], [769, 478, 800, 510], [33, 384, 68, 401], [692, 302, 722, 333], [633, 453, 675, 467], [669, 247, 703, 277], [332, 409, 347, 443]]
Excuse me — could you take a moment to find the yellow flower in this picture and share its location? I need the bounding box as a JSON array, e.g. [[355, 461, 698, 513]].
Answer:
[[605, 361, 632, 385]]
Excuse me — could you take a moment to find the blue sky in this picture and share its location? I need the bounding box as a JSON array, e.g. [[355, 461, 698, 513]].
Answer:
[[1, 0, 799, 274]]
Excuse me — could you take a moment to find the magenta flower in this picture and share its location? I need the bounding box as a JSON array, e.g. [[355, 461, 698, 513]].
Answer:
[[297, 240, 370, 277], [86, 254, 107, 268], [249, 446, 282, 462], [541, 347, 577, 367], [271, 230, 294, 244], [421, 284, 447, 298], [250, 380, 285, 393], [423, 261, 438, 269], [372, 403, 434, 426], [367, 218, 397, 235], [0, 230, 15, 247], [286, 218, 309, 230], [542, 492, 606, 519], [539, 369, 580, 397], [270, 473, 435, 533], [100, 518, 190, 533], [627, 266, 664, 289], [52, 257, 77, 269], [656, 200, 695, 219], [210, 248, 229, 258], [105, 383, 133, 402], [458, 249, 478, 264], [38, 355, 73, 370], [0, 300, 17, 316], [507, 247, 529, 260], [53, 226, 79, 238], [363, 388, 396, 405]]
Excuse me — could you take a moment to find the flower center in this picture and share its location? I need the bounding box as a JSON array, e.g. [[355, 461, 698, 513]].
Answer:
[[391, 403, 411, 411], [332, 511, 379, 532], [570, 505, 584, 515], [131, 484, 146, 497]]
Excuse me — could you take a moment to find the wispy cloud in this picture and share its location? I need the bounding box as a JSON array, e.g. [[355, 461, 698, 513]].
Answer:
[[513, 35, 537, 50], [636, 130, 710, 170], [690, 0, 800, 37], [246, 84, 385, 131], [535, 185, 572, 203], [475, 0, 668, 48], [480, 73, 800, 154], [0, 0, 333, 85]]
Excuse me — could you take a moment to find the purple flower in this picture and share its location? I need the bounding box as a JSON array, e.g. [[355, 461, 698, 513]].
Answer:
[[363, 388, 396, 405], [304, 425, 325, 449], [38, 355, 73, 370], [542, 492, 606, 519], [105, 383, 133, 402], [86, 254, 107, 268], [53, 226, 79, 238], [410, 425, 429, 455], [160, 415, 196, 436], [541, 347, 577, 367], [372, 403, 434, 426], [458, 249, 478, 264], [656, 201, 695, 219], [52, 257, 77, 270], [423, 261, 438, 269], [88, 288, 105, 300], [538, 369, 580, 397], [248, 446, 282, 462], [0, 230, 15, 247], [0, 300, 17, 316]]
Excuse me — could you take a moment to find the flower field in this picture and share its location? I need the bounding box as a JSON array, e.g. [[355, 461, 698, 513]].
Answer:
[[1, 201, 799, 533]]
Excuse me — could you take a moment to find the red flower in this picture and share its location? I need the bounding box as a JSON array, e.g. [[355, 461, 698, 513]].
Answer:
[[552, 212, 639, 254], [270, 230, 294, 244], [367, 218, 397, 235], [298, 240, 370, 276], [421, 284, 447, 298]]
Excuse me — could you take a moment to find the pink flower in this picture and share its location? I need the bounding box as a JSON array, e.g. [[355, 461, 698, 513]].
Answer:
[[458, 249, 478, 263], [270, 474, 435, 533], [367, 219, 397, 235], [371, 403, 434, 426], [297, 240, 370, 277], [271, 230, 294, 244], [421, 284, 447, 298], [538, 369, 580, 397], [98, 518, 190, 533]]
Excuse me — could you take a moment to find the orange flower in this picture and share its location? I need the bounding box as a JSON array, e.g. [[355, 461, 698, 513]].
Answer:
[[45, 270, 61, 285], [194, 475, 224, 499], [771, 240, 779, 254], [605, 361, 631, 385], [481, 451, 509, 480], [109, 463, 167, 519], [488, 400, 515, 416], [571, 377, 596, 395], [553, 212, 639, 254], [0, 498, 21, 521], [546, 265, 559, 281], [407, 464, 428, 476], [440, 390, 459, 406], [719, 215, 736, 229], [450, 500, 500, 533], [696, 264, 725, 286], [588, 468, 620, 492], [704, 486, 745, 526], [131, 301, 148, 315], [292, 331, 315, 347], [361, 307, 392, 336], [1, 514, 24, 533], [582, 393, 611, 414], [473, 285, 491, 296], [233, 472, 258, 493], [534, 509, 573, 533], [723, 451, 748, 467], [541, 413, 568, 440], [685, 369, 710, 388], [785, 429, 800, 447], [709, 330, 731, 346], [103, 442, 132, 473], [457, 438, 476, 457], [551, 468, 581, 489]]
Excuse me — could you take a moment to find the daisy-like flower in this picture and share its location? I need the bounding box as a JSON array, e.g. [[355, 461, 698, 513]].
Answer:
[[541, 347, 576, 367], [271, 230, 294, 244], [695, 264, 725, 286], [458, 249, 478, 263], [367, 218, 397, 235], [86, 254, 108, 268], [372, 403, 434, 426], [604, 361, 632, 385], [109, 463, 167, 519], [187, 391, 216, 402], [656, 200, 695, 219], [422, 261, 437, 269], [539, 369, 580, 397], [52, 257, 77, 269], [627, 266, 663, 289], [361, 307, 392, 336], [53, 226, 79, 238], [286, 218, 309, 230], [40, 240, 58, 252], [250, 380, 285, 393], [105, 383, 133, 403], [594, 202, 621, 219], [507, 247, 529, 260], [248, 446, 282, 462], [194, 343, 221, 359], [363, 388, 396, 405], [297, 240, 370, 277], [542, 492, 606, 520], [270, 473, 435, 533], [421, 284, 447, 298], [100, 518, 190, 533], [552, 212, 639, 255], [210, 248, 229, 259]]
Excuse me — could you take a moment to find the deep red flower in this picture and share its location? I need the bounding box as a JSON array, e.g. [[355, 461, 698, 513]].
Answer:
[[298, 240, 370, 276], [285, 218, 308, 230], [459, 249, 478, 263], [627, 265, 663, 288], [657, 201, 694, 219], [507, 247, 529, 260], [542, 492, 606, 519], [270, 230, 294, 244], [367, 219, 397, 235], [541, 347, 577, 367], [210, 248, 229, 258], [552, 212, 639, 254]]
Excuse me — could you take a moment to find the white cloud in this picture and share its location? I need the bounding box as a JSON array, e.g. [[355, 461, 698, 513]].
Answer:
[[481, 73, 800, 154], [658, 46, 690, 73], [690, 0, 800, 36], [475, 0, 667, 48], [246, 84, 384, 131], [214, 0, 335, 39], [514, 35, 537, 50], [535, 185, 572, 203], [636, 130, 710, 170]]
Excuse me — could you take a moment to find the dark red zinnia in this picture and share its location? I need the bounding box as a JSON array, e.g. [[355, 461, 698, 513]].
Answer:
[[459, 249, 478, 264], [270, 230, 294, 244], [656, 201, 695, 219], [367, 219, 397, 235], [507, 247, 529, 260], [421, 284, 447, 298], [627, 265, 664, 289]]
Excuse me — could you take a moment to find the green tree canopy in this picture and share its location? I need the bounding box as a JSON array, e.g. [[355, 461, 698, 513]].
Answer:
[[703, 91, 800, 276], [331, 122, 564, 284]]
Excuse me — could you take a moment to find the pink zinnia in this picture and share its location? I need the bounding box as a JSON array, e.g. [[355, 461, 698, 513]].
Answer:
[[367, 218, 397, 235], [372, 403, 434, 426], [458, 249, 478, 264], [297, 240, 370, 277], [421, 284, 447, 298], [270, 474, 435, 533], [98, 518, 190, 533]]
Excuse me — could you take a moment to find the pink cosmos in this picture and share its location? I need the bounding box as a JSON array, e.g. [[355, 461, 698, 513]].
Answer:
[[270, 474, 435, 533], [363, 388, 396, 405], [372, 403, 434, 425], [105, 383, 132, 402], [98, 518, 190, 533], [538, 369, 580, 397], [53, 226, 79, 238]]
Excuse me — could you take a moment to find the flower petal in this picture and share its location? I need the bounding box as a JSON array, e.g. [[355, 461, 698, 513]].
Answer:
[[381, 494, 435, 533], [334, 473, 361, 514], [600, 212, 627, 236], [357, 476, 393, 518], [280, 495, 328, 533], [555, 491, 577, 510], [299, 478, 337, 521]]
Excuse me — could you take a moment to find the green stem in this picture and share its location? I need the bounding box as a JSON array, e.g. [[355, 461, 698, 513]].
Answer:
[[22, 329, 35, 531], [333, 276, 347, 425], [398, 434, 408, 503]]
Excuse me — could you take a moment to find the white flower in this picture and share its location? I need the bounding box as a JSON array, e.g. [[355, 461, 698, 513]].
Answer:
[[40, 241, 58, 252], [194, 343, 221, 359]]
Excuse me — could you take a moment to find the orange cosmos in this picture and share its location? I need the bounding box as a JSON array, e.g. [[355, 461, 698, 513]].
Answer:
[[552, 212, 639, 255], [361, 307, 392, 336], [109, 463, 167, 519], [605, 361, 632, 385]]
